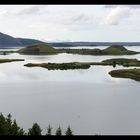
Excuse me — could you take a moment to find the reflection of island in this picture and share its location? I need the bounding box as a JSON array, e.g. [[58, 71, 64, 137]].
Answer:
[[18, 43, 140, 55]]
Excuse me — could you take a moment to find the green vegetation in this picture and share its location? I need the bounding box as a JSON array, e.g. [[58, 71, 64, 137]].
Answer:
[[28, 123, 42, 136], [0, 113, 25, 135], [0, 59, 24, 63], [24, 62, 91, 70], [60, 48, 107, 55], [0, 113, 73, 136], [102, 58, 140, 67], [109, 68, 140, 82], [46, 124, 52, 136], [18, 43, 59, 55], [103, 45, 138, 55], [0, 51, 16, 55], [65, 126, 73, 136], [24, 58, 140, 70], [55, 126, 62, 136], [60, 45, 139, 55], [18, 44, 140, 56]]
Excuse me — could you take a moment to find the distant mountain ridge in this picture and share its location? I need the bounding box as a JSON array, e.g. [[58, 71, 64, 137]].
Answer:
[[0, 32, 22, 47], [0, 32, 140, 48], [17, 38, 44, 46], [51, 42, 140, 47], [0, 32, 44, 47]]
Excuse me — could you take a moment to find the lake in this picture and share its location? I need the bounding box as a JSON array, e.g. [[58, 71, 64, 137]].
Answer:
[[0, 46, 140, 135]]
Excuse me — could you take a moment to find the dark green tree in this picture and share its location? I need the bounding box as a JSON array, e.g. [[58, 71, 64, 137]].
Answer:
[[11, 120, 25, 135], [0, 113, 24, 135], [65, 125, 73, 136], [112, 61, 116, 68], [55, 126, 62, 136], [28, 123, 42, 136], [0, 113, 7, 135], [46, 124, 52, 136]]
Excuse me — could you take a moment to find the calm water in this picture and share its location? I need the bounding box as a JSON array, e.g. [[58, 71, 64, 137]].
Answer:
[[0, 46, 140, 135]]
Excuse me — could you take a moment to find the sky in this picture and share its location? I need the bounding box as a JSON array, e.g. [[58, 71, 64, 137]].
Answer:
[[0, 5, 140, 42]]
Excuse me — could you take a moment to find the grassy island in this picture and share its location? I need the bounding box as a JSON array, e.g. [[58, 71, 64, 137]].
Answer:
[[0, 59, 24, 63], [102, 58, 140, 67], [60, 45, 139, 55], [18, 44, 140, 56], [24, 62, 91, 70], [109, 68, 140, 82], [24, 58, 140, 70], [18, 43, 59, 55], [81, 58, 140, 67]]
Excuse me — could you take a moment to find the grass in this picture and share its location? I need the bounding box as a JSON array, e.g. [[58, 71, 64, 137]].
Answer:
[[18, 44, 140, 56], [18, 43, 59, 55], [24, 62, 91, 70], [109, 68, 140, 82], [0, 59, 24, 63], [24, 58, 140, 70], [59, 45, 139, 55]]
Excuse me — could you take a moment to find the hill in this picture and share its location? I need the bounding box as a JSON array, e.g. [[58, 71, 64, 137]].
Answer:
[[103, 45, 138, 55], [18, 43, 58, 55], [17, 38, 44, 46], [18, 45, 139, 55], [0, 32, 22, 47], [60, 45, 139, 55]]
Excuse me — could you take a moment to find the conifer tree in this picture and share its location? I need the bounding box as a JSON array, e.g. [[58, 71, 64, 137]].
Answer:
[[65, 125, 73, 136], [28, 123, 42, 135], [46, 124, 52, 136], [55, 126, 62, 136]]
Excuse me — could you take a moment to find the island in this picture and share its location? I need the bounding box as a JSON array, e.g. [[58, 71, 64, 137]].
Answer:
[[24, 62, 91, 70], [60, 45, 139, 55], [0, 59, 24, 63], [18, 44, 140, 56], [24, 58, 140, 70], [79, 58, 140, 67], [18, 43, 59, 55], [109, 68, 140, 82]]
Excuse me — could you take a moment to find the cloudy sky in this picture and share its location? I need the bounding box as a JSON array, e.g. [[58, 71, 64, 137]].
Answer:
[[0, 5, 140, 42]]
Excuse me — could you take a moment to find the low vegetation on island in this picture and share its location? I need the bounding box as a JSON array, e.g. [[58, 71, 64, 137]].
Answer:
[[0, 59, 24, 63], [102, 58, 140, 67], [18, 44, 140, 56], [60, 45, 139, 55], [24, 58, 140, 70], [0, 113, 73, 136], [18, 43, 59, 55], [24, 62, 91, 70], [109, 68, 140, 82]]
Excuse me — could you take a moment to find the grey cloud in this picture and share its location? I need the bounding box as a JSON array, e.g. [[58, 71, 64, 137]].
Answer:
[[17, 6, 46, 15], [63, 13, 95, 26]]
